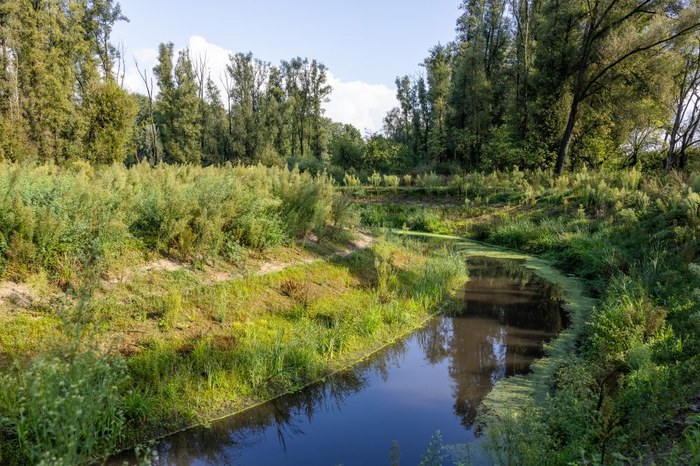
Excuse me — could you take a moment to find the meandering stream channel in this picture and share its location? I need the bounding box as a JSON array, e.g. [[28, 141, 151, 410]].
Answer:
[[114, 252, 568, 466]]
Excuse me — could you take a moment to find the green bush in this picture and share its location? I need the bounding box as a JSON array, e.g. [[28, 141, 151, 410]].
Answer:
[[383, 174, 400, 191], [0, 162, 341, 283], [368, 171, 382, 187]]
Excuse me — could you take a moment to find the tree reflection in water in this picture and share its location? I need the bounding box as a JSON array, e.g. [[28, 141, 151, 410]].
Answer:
[[417, 256, 567, 428]]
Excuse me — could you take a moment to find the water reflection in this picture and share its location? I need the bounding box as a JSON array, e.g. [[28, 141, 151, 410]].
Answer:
[[111, 257, 566, 466], [439, 256, 565, 428]]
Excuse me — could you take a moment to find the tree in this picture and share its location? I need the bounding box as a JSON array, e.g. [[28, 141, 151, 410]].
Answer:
[[424, 44, 452, 162], [550, 0, 700, 175], [667, 34, 700, 170], [329, 123, 364, 168], [82, 79, 136, 164], [282, 57, 331, 159], [225, 52, 269, 162], [14, 0, 85, 162], [449, 0, 510, 168], [0, 0, 26, 160], [134, 59, 161, 163], [510, 0, 539, 138], [153, 43, 201, 164], [80, 0, 128, 79]]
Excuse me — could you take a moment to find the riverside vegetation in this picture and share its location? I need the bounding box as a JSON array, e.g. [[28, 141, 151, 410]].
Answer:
[[0, 162, 468, 465], [2, 0, 700, 464], [357, 168, 700, 464], [1, 163, 698, 464]]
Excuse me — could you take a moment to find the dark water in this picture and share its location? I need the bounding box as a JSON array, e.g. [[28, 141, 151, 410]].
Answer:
[[114, 257, 565, 466]]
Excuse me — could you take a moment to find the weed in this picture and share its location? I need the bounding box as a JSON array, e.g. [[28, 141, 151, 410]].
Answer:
[[160, 290, 183, 329], [0, 351, 128, 465]]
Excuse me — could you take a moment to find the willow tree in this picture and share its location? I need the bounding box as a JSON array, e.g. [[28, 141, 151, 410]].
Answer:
[[550, 0, 700, 175], [666, 33, 700, 170]]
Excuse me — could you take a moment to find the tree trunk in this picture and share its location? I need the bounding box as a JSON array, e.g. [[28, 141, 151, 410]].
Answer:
[[554, 97, 580, 176], [666, 117, 681, 172]]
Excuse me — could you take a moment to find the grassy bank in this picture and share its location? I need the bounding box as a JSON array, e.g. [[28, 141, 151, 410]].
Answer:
[[0, 227, 467, 465], [361, 169, 700, 464]]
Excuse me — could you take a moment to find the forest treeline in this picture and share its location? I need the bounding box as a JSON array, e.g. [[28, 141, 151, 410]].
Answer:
[[1, 0, 700, 174], [0, 0, 334, 167], [384, 0, 700, 174]]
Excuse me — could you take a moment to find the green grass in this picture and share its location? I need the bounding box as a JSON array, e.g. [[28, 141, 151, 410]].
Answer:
[[0, 236, 467, 465]]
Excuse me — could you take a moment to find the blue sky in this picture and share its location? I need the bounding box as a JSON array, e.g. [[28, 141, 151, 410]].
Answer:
[[113, 0, 461, 132]]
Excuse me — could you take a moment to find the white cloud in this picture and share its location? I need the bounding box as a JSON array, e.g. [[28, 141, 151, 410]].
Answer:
[[121, 36, 397, 133], [122, 47, 158, 94], [325, 73, 397, 134]]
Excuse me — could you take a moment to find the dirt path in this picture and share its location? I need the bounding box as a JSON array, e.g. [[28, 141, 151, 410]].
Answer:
[[0, 281, 33, 307], [252, 231, 375, 279]]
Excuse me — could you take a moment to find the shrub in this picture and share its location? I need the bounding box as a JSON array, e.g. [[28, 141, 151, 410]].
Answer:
[[383, 174, 400, 191], [343, 172, 361, 187], [0, 162, 342, 284], [416, 172, 442, 192], [368, 171, 382, 187]]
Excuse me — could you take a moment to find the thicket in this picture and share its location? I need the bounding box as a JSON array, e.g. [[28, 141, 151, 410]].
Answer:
[[357, 168, 700, 463], [0, 162, 343, 287], [381, 1, 700, 176]]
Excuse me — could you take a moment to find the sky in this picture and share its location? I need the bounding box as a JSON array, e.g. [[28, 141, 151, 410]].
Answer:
[[113, 0, 461, 133]]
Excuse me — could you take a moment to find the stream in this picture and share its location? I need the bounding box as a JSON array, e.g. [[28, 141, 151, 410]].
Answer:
[[114, 256, 567, 465]]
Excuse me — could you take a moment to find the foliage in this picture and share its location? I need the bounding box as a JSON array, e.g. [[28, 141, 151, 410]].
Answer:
[[0, 162, 340, 284], [381, 1, 700, 173], [358, 168, 700, 463], [0, 350, 128, 465]]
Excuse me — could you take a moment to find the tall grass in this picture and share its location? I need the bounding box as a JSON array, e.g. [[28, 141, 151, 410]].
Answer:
[[0, 350, 128, 465], [0, 162, 345, 284]]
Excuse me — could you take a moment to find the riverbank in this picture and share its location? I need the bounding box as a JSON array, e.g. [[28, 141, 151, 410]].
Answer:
[[357, 169, 700, 464], [0, 227, 467, 465]]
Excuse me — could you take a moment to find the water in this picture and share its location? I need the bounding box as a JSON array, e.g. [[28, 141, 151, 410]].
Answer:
[[114, 257, 566, 465]]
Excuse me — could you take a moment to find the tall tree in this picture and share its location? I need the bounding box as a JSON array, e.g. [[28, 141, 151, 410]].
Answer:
[[450, 0, 510, 168], [550, 0, 700, 175], [153, 44, 201, 164], [225, 52, 269, 162], [667, 34, 700, 170], [282, 57, 331, 159], [424, 44, 452, 162], [510, 0, 539, 138], [0, 0, 26, 160]]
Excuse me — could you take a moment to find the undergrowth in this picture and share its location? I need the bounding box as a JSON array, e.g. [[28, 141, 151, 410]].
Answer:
[[360, 168, 700, 464], [0, 162, 346, 285]]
